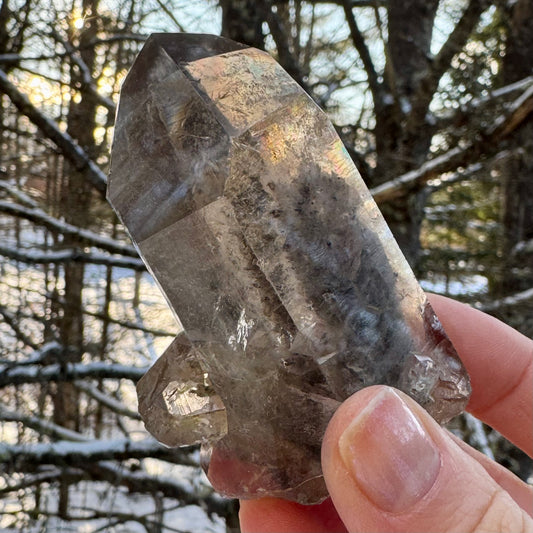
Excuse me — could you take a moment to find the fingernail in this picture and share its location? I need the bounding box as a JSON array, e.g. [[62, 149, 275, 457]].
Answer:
[[338, 387, 441, 513]]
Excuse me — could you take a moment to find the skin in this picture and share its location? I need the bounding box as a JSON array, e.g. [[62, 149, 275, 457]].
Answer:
[[239, 294, 533, 532]]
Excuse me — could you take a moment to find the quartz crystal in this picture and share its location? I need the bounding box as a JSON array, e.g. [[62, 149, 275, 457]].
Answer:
[[108, 33, 471, 504]]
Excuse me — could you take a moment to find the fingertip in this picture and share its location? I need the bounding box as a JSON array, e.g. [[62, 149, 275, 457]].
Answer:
[[239, 497, 347, 533], [322, 386, 531, 533], [427, 293, 533, 454]]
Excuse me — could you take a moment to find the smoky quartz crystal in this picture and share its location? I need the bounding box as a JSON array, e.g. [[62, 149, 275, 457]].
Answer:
[[108, 33, 471, 504]]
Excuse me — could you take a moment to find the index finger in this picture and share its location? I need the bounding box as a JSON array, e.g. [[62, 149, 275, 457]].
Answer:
[[428, 293, 533, 456]]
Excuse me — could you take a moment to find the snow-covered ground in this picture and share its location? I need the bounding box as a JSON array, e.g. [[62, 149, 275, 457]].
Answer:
[[0, 218, 228, 532]]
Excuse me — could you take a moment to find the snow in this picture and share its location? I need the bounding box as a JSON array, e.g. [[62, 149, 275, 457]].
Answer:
[[0, 437, 175, 461], [420, 274, 488, 297], [0, 481, 226, 533], [0, 215, 221, 532], [0, 361, 149, 386]]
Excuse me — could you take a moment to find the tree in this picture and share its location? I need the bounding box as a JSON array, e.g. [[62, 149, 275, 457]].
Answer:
[[495, 0, 533, 332], [219, 0, 533, 269], [0, 1, 237, 531], [0, 1, 531, 531]]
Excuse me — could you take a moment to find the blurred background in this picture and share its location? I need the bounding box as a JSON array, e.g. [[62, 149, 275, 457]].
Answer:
[[0, 1, 532, 531]]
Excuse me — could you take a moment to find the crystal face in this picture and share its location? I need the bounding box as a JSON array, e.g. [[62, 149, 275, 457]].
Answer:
[[108, 33, 471, 504]]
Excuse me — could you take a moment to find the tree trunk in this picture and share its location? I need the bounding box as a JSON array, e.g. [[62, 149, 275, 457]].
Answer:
[[220, 0, 265, 48], [52, 0, 99, 517], [495, 0, 533, 334], [373, 0, 439, 268]]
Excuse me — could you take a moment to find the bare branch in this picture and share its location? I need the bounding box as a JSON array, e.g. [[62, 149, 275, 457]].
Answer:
[[433, 75, 533, 130], [82, 309, 175, 338], [75, 381, 141, 420], [1, 461, 232, 523], [487, 83, 533, 138], [0, 361, 148, 387], [479, 287, 533, 312], [0, 180, 39, 207], [0, 68, 107, 196], [371, 144, 471, 203], [372, 84, 533, 202], [152, 0, 186, 32], [51, 29, 116, 115], [0, 52, 64, 63], [92, 461, 232, 518], [0, 406, 89, 442], [342, 0, 382, 106], [0, 34, 147, 63], [0, 245, 145, 270], [2, 341, 63, 366], [0, 201, 138, 257], [0, 468, 82, 495], [85, 33, 148, 48], [426, 162, 484, 191], [38, 506, 195, 533], [48, 293, 176, 337], [0, 437, 197, 466], [0, 303, 39, 350]]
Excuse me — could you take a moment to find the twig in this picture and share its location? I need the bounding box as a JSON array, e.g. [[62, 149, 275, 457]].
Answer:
[[0, 245, 145, 270], [0, 438, 197, 466], [0, 361, 148, 387], [0, 200, 137, 257], [75, 381, 141, 420], [342, 0, 382, 106], [478, 287, 533, 312], [0, 68, 107, 196]]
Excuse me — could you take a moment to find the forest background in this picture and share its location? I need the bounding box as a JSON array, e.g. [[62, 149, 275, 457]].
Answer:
[[0, 0, 532, 531]]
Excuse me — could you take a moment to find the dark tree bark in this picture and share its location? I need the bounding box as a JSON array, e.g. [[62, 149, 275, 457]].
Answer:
[[53, 0, 100, 431], [375, 0, 489, 267], [495, 0, 533, 333], [378, 0, 439, 171], [2, 1, 531, 529], [220, 0, 265, 48], [52, 0, 100, 517]]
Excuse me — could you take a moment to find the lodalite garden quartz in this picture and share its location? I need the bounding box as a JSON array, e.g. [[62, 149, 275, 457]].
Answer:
[[108, 33, 471, 504]]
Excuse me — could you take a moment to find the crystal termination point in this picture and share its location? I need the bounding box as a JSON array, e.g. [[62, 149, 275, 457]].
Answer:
[[108, 33, 471, 504]]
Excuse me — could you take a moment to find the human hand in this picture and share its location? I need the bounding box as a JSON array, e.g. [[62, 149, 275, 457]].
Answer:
[[239, 294, 533, 532]]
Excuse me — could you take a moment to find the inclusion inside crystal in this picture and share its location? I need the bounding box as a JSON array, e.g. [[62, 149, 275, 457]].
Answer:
[[109, 33, 471, 504]]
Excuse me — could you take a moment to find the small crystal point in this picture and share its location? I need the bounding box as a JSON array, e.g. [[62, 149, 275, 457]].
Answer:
[[136, 333, 227, 447], [109, 33, 471, 504]]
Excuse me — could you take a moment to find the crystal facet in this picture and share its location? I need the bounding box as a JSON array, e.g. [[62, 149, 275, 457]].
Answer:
[[108, 33, 471, 504]]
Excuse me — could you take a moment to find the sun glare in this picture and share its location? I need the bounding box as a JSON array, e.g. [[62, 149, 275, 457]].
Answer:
[[73, 16, 85, 29], [71, 8, 85, 30], [25, 74, 58, 106]]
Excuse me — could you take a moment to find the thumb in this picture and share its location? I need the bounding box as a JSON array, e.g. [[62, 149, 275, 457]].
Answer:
[[322, 386, 533, 533]]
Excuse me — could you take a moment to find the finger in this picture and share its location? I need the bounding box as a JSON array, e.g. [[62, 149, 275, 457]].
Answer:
[[239, 497, 347, 533], [428, 293, 533, 456], [322, 386, 533, 533], [449, 432, 533, 515]]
